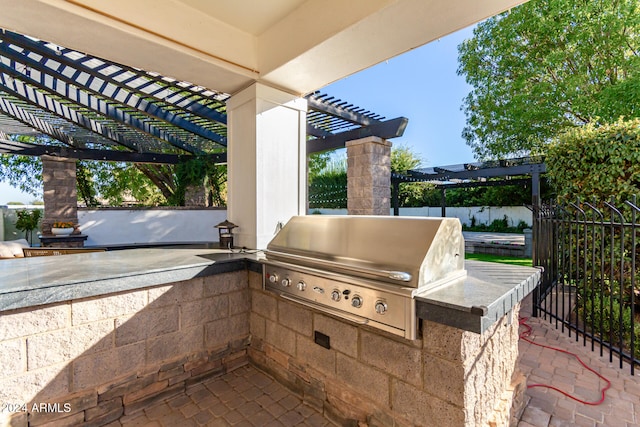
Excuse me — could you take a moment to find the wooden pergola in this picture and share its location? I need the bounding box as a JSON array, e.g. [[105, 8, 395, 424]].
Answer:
[[391, 156, 547, 216], [0, 30, 406, 165]]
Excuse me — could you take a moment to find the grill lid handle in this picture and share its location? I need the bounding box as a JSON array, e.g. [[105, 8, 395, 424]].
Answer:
[[266, 250, 413, 283], [388, 271, 412, 281]]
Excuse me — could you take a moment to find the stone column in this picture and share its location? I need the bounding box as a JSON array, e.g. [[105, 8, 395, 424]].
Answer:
[[41, 155, 78, 235], [346, 136, 391, 215], [184, 185, 207, 207]]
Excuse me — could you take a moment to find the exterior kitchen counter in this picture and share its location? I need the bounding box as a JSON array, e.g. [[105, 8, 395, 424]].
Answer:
[[415, 259, 541, 333], [0, 248, 263, 312], [2, 249, 540, 335]]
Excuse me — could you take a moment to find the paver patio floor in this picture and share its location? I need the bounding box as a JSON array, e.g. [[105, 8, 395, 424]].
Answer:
[[111, 365, 336, 427], [518, 297, 640, 427]]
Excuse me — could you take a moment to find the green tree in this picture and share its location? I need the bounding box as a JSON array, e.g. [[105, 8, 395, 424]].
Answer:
[[391, 145, 422, 172], [308, 152, 330, 182], [1, 134, 227, 207], [458, 0, 640, 159], [87, 161, 168, 206], [0, 154, 42, 197], [391, 145, 435, 207]]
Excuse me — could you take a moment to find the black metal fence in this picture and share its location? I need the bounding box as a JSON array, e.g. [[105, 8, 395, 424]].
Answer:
[[533, 197, 639, 374]]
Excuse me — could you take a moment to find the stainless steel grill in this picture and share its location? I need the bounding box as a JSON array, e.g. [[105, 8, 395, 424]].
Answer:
[[261, 215, 466, 339]]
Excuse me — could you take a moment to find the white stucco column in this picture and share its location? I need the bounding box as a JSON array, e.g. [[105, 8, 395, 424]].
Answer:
[[226, 83, 307, 249]]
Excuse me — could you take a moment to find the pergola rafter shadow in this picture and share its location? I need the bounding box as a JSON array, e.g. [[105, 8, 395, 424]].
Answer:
[[0, 29, 407, 166], [391, 156, 547, 216]]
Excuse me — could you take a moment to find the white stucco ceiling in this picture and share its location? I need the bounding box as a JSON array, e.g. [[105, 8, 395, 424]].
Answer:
[[0, 0, 527, 96]]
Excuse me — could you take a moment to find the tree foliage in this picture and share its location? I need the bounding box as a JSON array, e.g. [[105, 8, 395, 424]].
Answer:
[[391, 145, 422, 173], [458, 0, 640, 159], [0, 154, 42, 197], [308, 152, 330, 182], [170, 156, 227, 207], [85, 161, 168, 206], [391, 145, 433, 207], [546, 117, 640, 202], [1, 148, 227, 207]]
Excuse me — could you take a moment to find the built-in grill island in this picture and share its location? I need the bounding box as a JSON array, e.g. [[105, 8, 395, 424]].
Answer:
[[257, 215, 541, 426], [1, 215, 543, 427], [262, 215, 466, 339]]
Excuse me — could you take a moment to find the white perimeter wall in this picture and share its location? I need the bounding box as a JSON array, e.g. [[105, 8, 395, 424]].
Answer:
[[2, 206, 530, 246], [310, 206, 532, 228], [78, 208, 228, 247]]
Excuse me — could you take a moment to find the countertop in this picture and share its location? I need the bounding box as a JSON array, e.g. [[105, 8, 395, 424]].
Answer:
[[415, 260, 541, 333], [0, 248, 262, 312], [0, 249, 540, 333]]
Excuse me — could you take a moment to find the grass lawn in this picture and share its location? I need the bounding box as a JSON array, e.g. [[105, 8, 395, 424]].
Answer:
[[465, 253, 532, 267]]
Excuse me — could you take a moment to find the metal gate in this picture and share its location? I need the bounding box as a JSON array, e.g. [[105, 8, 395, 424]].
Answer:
[[533, 197, 639, 374]]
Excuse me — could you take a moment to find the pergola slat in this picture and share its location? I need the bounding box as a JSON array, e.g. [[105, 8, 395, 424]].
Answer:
[[0, 29, 407, 166]]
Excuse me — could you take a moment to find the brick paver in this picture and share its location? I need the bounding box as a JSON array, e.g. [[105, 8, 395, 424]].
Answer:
[[108, 364, 335, 427], [105, 295, 639, 426], [518, 297, 640, 427]]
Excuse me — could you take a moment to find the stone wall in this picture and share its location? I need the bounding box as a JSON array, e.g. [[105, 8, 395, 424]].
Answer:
[[41, 156, 77, 236], [346, 136, 391, 215], [0, 271, 250, 427], [248, 270, 524, 426]]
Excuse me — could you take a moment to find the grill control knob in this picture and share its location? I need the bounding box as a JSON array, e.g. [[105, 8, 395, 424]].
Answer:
[[331, 290, 341, 302], [375, 301, 387, 315], [296, 281, 306, 291], [268, 273, 278, 284], [351, 295, 363, 308], [281, 278, 291, 287]]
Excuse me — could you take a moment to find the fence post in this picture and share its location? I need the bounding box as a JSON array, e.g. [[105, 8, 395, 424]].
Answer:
[[523, 228, 533, 258]]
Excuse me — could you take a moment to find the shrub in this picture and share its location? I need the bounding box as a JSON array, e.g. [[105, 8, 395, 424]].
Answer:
[[546, 118, 640, 203], [14, 209, 42, 244], [581, 292, 640, 358]]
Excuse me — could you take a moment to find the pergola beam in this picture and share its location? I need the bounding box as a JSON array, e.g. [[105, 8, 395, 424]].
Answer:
[[391, 158, 546, 217], [0, 138, 226, 164], [0, 31, 410, 165], [402, 163, 546, 182], [0, 40, 227, 146], [307, 94, 383, 127], [0, 96, 76, 146], [307, 117, 408, 154]]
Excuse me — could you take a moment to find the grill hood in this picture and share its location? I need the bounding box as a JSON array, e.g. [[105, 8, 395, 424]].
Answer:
[[266, 216, 465, 289]]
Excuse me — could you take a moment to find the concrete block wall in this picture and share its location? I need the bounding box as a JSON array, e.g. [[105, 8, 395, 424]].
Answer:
[[248, 270, 524, 426], [0, 271, 250, 427]]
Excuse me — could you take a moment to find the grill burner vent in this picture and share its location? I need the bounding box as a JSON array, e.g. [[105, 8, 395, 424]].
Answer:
[[262, 216, 466, 339]]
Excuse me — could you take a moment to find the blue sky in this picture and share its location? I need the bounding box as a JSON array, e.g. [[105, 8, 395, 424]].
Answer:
[[0, 25, 476, 204], [323, 25, 476, 168]]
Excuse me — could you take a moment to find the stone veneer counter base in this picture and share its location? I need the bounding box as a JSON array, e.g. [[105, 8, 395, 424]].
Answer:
[[0, 248, 540, 426]]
